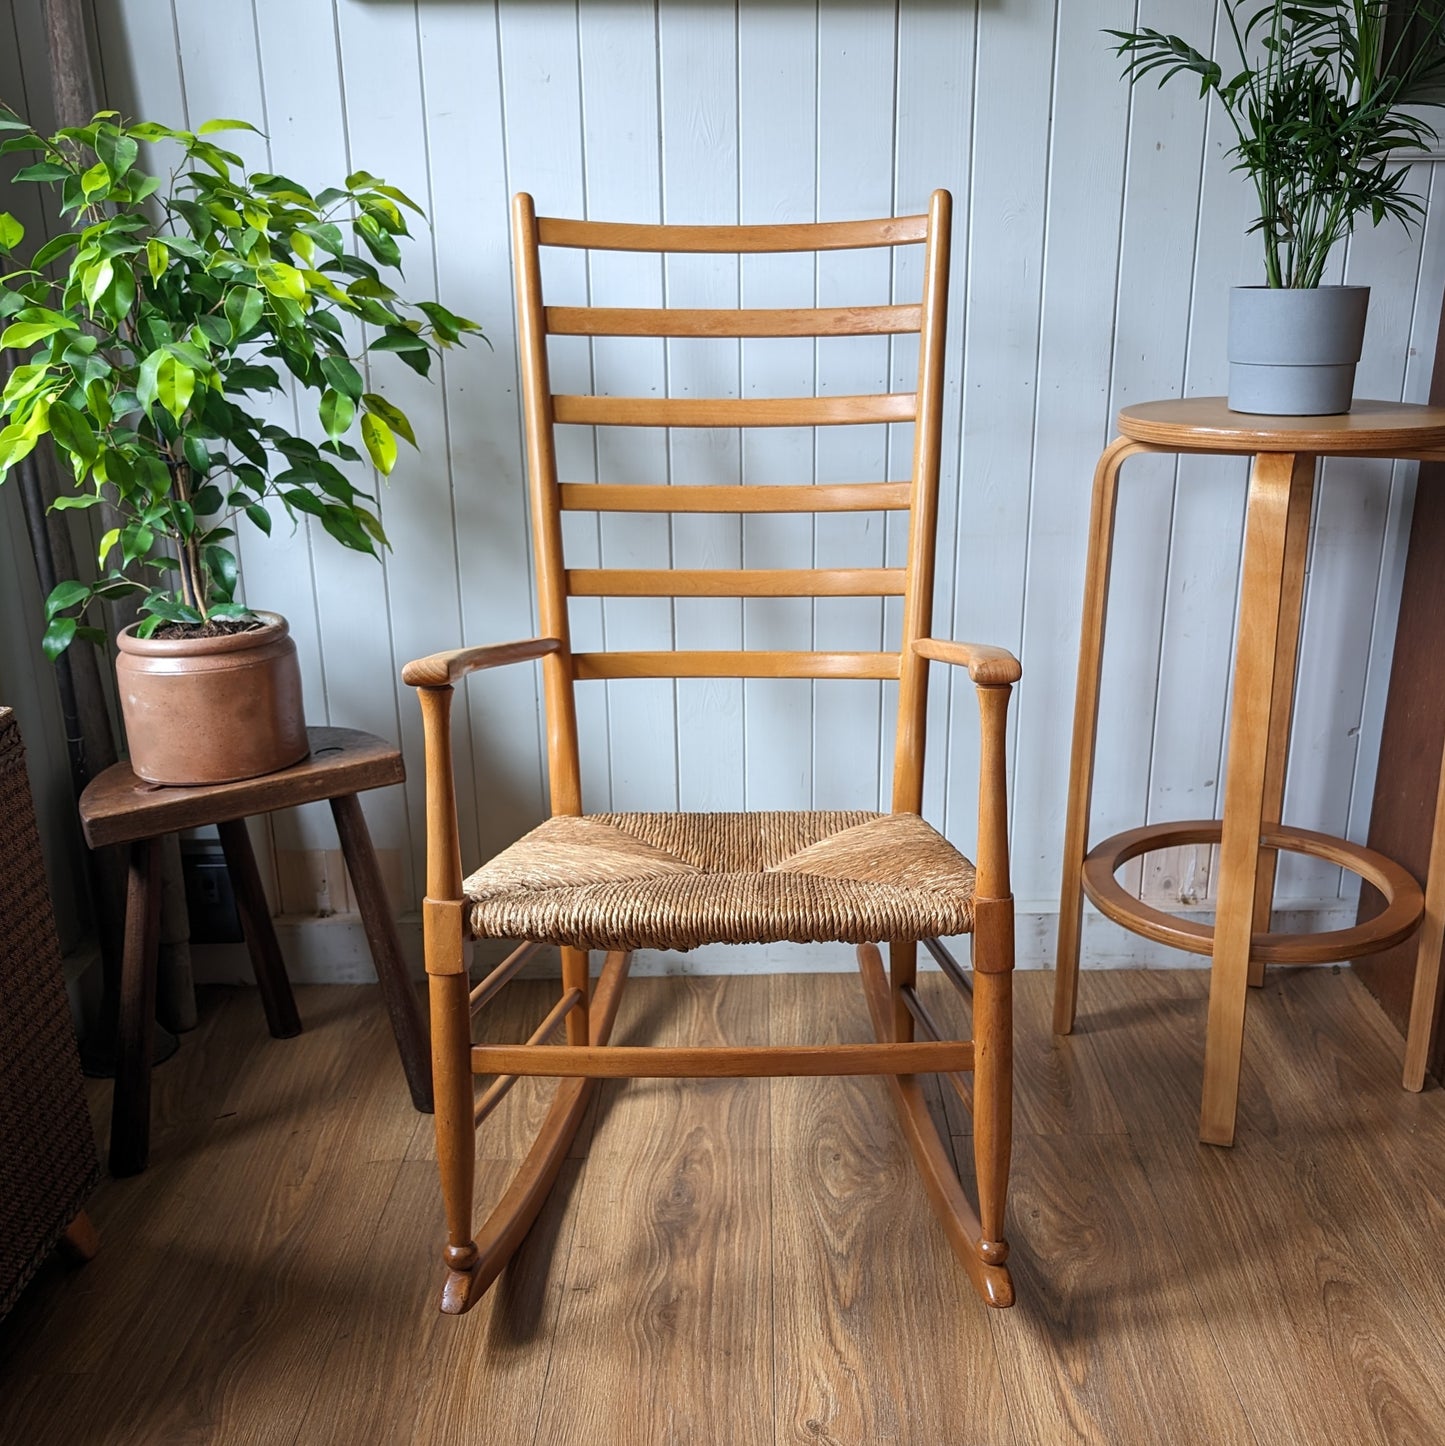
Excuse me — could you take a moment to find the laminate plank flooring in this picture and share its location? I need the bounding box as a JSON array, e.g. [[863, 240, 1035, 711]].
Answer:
[[2, 967, 1444, 1445]]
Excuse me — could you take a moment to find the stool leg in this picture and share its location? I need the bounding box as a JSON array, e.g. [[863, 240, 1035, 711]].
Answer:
[[1404, 725, 1445, 1090], [1249, 455, 1315, 986], [330, 792, 433, 1111], [1055, 437, 1147, 1035], [217, 818, 301, 1039], [111, 836, 162, 1176], [1201, 451, 1311, 1146], [59, 1211, 100, 1263]]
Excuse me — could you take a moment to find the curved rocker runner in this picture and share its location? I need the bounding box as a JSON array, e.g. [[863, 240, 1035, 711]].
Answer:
[[405, 190, 1018, 1315]]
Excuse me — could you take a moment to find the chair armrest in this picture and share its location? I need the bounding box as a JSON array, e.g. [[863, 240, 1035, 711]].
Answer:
[[401, 637, 562, 688], [913, 637, 1021, 686]]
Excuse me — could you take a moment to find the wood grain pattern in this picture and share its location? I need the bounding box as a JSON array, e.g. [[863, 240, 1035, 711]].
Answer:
[[564, 567, 906, 597], [77, 728, 406, 849], [536, 212, 929, 252], [551, 391, 917, 428], [1118, 397, 1445, 454], [557, 482, 913, 514], [572, 650, 900, 681], [545, 303, 921, 337], [5, 972, 1445, 1445]]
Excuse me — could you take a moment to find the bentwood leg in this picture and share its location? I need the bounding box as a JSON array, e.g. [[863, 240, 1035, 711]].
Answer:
[[1200, 451, 1310, 1146], [217, 817, 302, 1039], [1054, 437, 1151, 1035], [1248, 455, 1317, 988], [1404, 723, 1445, 1090], [111, 836, 162, 1176], [330, 792, 433, 1111]]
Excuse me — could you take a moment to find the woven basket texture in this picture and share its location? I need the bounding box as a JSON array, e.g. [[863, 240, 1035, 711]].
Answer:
[[0, 707, 99, 1318], [465, 810, 977, 951]]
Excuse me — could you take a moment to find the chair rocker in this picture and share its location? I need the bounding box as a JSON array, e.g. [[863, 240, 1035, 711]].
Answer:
[[403, 189, 1019, 1313]]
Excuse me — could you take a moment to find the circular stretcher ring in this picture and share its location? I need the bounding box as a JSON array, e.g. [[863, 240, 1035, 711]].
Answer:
[[1081, 819, 1424, 966]]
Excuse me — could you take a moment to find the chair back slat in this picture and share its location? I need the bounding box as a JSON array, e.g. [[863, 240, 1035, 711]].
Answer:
[[573, 651, 902, 682], [536, 214, 929, 253], [565, 568, 906, 599], [557, 483, 913, 514], [551, 393, 916, 429], [545, 304, 922, 338]]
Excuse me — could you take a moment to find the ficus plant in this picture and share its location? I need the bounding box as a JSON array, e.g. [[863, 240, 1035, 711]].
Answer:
[[0, 106, 481, 657], [1110, 1, 1445, 287]]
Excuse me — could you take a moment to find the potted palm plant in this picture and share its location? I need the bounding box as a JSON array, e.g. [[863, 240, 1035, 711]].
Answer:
[[0, 107, 480, 783], [1111, 1, 1445, 414]]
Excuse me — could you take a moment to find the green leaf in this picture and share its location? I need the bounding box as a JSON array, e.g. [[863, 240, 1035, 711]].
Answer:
[[42, 616, 77, 660], [203, 544, 238, 599], [0, 213, 22, 251], [258, 262, 306, 302], [318, 387, 355, 439], [0, 421, 41, 474], [13, 161, 70, 183], [46, 399, 98, 463], [44, 579, 91, 618], [224, 285, 265, 341], [361, 392, 416, 447], [319, 353, 363, 399], [82, 257, 114, 312], [0, 318, 66, 349], [98, 527, 121, 566], [30, 231, 80, 268], [136, 348, 165, 413], [146, 238, 168, 284], [156, 354, 196, 420], [360, 413, 397, 475], [80, 161, 110, 199], [244, 503, 273, 536], [95, 127, 139, 177], [198, 118, 262, 136]]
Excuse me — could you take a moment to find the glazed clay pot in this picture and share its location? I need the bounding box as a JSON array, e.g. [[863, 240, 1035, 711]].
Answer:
[[115, 610, 309, 785]]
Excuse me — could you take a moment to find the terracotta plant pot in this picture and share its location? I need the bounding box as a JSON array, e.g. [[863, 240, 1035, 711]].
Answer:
[[114, 610, 309, 785]]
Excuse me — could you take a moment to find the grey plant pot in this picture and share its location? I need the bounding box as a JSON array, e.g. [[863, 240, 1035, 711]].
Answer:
[[1227, 285, 1370, 416]]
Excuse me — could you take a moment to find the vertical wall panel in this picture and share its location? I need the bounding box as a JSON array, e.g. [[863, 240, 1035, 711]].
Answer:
[[6, 0, 1440, 972]]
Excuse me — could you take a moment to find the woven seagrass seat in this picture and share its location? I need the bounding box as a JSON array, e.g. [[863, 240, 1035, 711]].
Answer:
[[403, 189, 1021, 1318], [464, 811, 977, 951]]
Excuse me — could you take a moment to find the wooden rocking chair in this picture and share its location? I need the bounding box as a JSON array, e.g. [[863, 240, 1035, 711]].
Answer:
[[403, 190, 1018, 1313]]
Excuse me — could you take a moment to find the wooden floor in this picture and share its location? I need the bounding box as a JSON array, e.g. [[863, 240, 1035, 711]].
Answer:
[[2, 966, 1444, 1445]]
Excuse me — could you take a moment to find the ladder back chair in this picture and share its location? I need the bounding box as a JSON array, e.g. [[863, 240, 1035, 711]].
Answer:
[[403, 189, 1019, 1313]]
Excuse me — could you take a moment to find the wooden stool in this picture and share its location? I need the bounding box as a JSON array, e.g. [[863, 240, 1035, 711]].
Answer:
[[78, 727, 432, 1175], [1053, 398, 1445, 1145]]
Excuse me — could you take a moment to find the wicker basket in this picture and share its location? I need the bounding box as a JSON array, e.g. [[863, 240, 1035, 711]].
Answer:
[[0, 706, 99, 1318]]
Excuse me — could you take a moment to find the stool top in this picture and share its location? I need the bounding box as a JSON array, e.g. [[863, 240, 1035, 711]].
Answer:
[[78, 726, 404, 848], [1118, 397, 1445, 455]]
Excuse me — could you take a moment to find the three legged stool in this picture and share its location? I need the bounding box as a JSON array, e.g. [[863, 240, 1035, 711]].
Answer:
[[1054, 398, 1445, 1145], [79, 726, 432, 1175]]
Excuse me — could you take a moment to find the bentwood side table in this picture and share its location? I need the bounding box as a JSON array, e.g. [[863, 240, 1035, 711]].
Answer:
[[1053, 398, 1445, 1146], [78, 727, 433, 1175]]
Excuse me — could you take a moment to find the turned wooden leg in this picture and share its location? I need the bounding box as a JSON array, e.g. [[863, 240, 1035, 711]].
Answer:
[[1249, 455, 1315, 987], [890, 939, 917, 1044], [58, 1211, 100, 1263], [217, 817, 301, 1039], [111, 836, 162, 1176], [972, 964, 1013, 1267], [1055, 438, 1149, 1035], [1200, 452, 1310, 1146], [431, 966, 480, 1312], [330, 792, 433, 1112]]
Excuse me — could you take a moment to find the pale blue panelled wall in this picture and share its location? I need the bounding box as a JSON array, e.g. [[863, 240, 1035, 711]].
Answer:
[[5, 1, 1444, 973]]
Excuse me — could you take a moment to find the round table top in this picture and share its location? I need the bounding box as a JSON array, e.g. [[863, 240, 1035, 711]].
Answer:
[[1118, 397, 1445, 454]]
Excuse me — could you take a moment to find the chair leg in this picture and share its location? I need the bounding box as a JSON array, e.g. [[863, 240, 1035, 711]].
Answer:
[[431, 967, 481, 1313], [971, 966, 1012, 1267], [889, 938, 917, 1043], [857, 942, 1013, 1307], [58, 1210, 100, 1264]]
